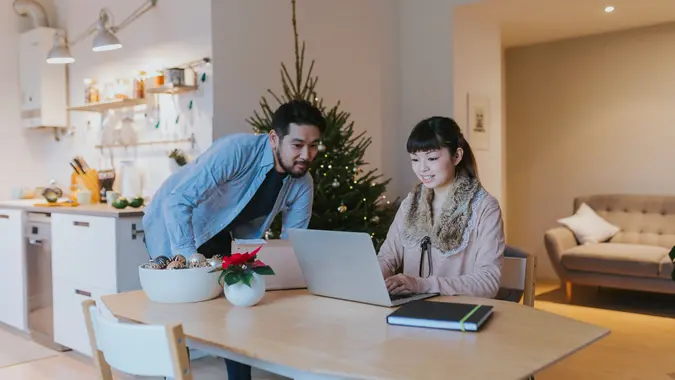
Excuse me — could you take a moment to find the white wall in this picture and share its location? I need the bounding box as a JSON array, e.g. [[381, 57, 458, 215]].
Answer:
[[0, 0, 59, 200], [452, 4, 504, 208], [396, 0, 502, 202], [505, 22, 675, 279], [395, 0, 457, 197]]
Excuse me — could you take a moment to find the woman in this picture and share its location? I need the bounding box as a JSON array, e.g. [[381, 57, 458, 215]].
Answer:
[[378, 116, 505, 298]]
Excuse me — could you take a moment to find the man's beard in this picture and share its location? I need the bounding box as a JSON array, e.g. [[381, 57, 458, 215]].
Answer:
[[276, 148, 310, 178]]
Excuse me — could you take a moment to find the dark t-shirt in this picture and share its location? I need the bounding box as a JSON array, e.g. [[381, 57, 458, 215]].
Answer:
[[197, 168, 286, 258]]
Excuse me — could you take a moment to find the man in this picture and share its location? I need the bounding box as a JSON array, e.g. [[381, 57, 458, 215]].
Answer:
[[142, 99, 326, 380]]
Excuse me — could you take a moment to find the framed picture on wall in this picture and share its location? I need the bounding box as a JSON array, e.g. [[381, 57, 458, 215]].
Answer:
[[466, 93, 490, 151]]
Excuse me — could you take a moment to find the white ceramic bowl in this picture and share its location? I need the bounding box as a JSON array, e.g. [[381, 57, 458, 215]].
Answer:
[[138, 265, 222, 303]]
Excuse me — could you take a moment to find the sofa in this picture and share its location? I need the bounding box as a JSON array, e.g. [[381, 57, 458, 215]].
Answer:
[[544, 194, 675, 301]]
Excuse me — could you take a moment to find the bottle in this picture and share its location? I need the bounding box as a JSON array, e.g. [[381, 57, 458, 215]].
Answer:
[[134, 71, 146, 99], [90, 80, 100, 103], [154, 70, 165, 87]]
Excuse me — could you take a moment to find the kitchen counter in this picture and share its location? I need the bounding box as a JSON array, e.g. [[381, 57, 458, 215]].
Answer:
[[0, 199, 145, 217], [0, 197, 150, 356]]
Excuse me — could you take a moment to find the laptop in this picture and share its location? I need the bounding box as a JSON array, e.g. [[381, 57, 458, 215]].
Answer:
[[287, 228, 438, 307]]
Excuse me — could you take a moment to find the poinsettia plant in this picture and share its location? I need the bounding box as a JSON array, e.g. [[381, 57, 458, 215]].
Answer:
[[209, 245, 275, 287]]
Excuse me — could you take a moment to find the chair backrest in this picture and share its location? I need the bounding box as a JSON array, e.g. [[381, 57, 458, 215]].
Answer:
[[497, 245, 536, 307], [81, 299, 192, 380]]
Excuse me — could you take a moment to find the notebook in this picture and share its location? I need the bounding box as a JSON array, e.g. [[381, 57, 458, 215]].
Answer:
[[386, 300, 494, 332]]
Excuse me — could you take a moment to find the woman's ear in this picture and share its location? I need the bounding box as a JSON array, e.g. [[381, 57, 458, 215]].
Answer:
[[453, 147, 464, 166]]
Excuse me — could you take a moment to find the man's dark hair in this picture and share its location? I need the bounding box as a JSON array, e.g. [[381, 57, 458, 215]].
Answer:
[[271, 100, 326, 139]]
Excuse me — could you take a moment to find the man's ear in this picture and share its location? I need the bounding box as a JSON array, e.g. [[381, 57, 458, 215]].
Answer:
[[453, 147, 464, 166], [269, 130, 279, 149]]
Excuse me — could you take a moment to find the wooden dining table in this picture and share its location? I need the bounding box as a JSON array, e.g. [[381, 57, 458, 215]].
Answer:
[[101, 289, 610, 380]]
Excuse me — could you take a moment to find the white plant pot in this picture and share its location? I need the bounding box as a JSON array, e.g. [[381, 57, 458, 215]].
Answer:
[[223, 272, 266, 307]]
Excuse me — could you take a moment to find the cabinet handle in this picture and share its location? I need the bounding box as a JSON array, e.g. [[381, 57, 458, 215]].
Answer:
[[73, 221, 89, 227], [131, 223, 145, 240], [75, 289, 91, 297], [0, 214, 8, 219]]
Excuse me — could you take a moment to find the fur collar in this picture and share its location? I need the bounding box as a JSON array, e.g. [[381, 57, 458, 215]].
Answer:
[[402, 175, 483, 254]]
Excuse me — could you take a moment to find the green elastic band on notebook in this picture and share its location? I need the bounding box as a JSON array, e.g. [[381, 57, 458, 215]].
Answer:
[[459, 305, 482, 332]]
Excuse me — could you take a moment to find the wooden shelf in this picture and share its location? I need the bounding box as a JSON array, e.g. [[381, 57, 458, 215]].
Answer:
[[95, 136, 195, 149], [68, 98, 148, 113], [147, 84, 198, 95]]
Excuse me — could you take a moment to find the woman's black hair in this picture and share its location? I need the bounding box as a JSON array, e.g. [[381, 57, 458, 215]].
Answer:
[[406, 116, 478, 179]]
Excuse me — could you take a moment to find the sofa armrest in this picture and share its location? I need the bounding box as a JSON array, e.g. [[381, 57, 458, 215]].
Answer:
[[544, 227, 579, 282]]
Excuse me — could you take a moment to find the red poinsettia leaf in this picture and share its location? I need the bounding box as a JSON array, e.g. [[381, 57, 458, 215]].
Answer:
[[221, 256, 232, 269], [252, 259, 265, 267], [229, 253, 252, 267], [250, 245, 263, 257]]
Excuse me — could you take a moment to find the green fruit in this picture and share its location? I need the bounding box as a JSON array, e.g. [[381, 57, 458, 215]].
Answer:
[[129, 197, 145, 208], [112, 198, 129, 209]]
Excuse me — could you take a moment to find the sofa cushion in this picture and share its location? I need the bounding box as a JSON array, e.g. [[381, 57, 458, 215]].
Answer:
[[659, 255, 674, 280], [557, 203, 620, 244], [561, 243, 668, 278]]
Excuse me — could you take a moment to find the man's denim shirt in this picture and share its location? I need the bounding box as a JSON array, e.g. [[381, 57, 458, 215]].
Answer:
[[142, 133, 314, 259]]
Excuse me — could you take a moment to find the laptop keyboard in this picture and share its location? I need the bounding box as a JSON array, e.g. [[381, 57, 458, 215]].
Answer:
[[389, 293, 416, 301]]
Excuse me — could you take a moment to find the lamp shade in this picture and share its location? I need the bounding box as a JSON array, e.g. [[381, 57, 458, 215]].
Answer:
[[46, 30, 74, 64], [92, 19, 122, 52]]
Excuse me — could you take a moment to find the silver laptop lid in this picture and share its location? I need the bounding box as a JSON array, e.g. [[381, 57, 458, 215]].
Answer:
[[287, 228, 393, 306]]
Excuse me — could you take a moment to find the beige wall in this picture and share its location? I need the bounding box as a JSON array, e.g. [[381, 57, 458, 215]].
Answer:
[[453, 5, 505, 208], [505, 22, 675, 280]]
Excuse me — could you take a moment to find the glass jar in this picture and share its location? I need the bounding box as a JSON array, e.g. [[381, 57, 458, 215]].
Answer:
[[90, 80, 100, 103], [84, 79, 92, 103]]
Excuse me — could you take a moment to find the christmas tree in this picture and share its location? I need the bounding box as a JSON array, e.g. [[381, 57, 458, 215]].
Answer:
[[246, 0, 399, 250]]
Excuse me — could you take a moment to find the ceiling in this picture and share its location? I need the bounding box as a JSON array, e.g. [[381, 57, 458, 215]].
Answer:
[[460, 0, 675, 48]]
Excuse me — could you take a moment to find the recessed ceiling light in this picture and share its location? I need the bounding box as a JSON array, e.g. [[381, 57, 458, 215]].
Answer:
[[604, 5, 615, 13]]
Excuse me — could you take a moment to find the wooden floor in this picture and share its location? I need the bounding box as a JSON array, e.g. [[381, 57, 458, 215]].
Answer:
[[1, 282, 672, 379]]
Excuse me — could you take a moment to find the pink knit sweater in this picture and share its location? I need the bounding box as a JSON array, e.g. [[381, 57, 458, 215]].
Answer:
[[377, 185, 505, 298]]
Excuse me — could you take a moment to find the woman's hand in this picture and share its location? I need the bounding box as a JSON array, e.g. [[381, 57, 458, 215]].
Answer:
[[385, 274, 419, 295]]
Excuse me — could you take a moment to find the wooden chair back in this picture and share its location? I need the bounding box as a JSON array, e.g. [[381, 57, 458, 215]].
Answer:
[[81, 299, 192, 380]]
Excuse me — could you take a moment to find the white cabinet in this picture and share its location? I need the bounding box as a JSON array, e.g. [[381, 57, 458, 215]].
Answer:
[[51, 213, 149, 356], [18, 27, 67, 129], [0, 209, 27, 331]]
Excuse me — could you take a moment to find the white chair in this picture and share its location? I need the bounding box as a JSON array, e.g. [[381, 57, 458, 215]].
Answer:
[[497, 245, 537, 307], [497, 245, 537, 380], [81, 299, 192, 380]]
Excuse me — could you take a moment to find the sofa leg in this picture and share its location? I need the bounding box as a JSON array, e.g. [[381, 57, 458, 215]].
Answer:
[[565, 281, 573, 302]]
